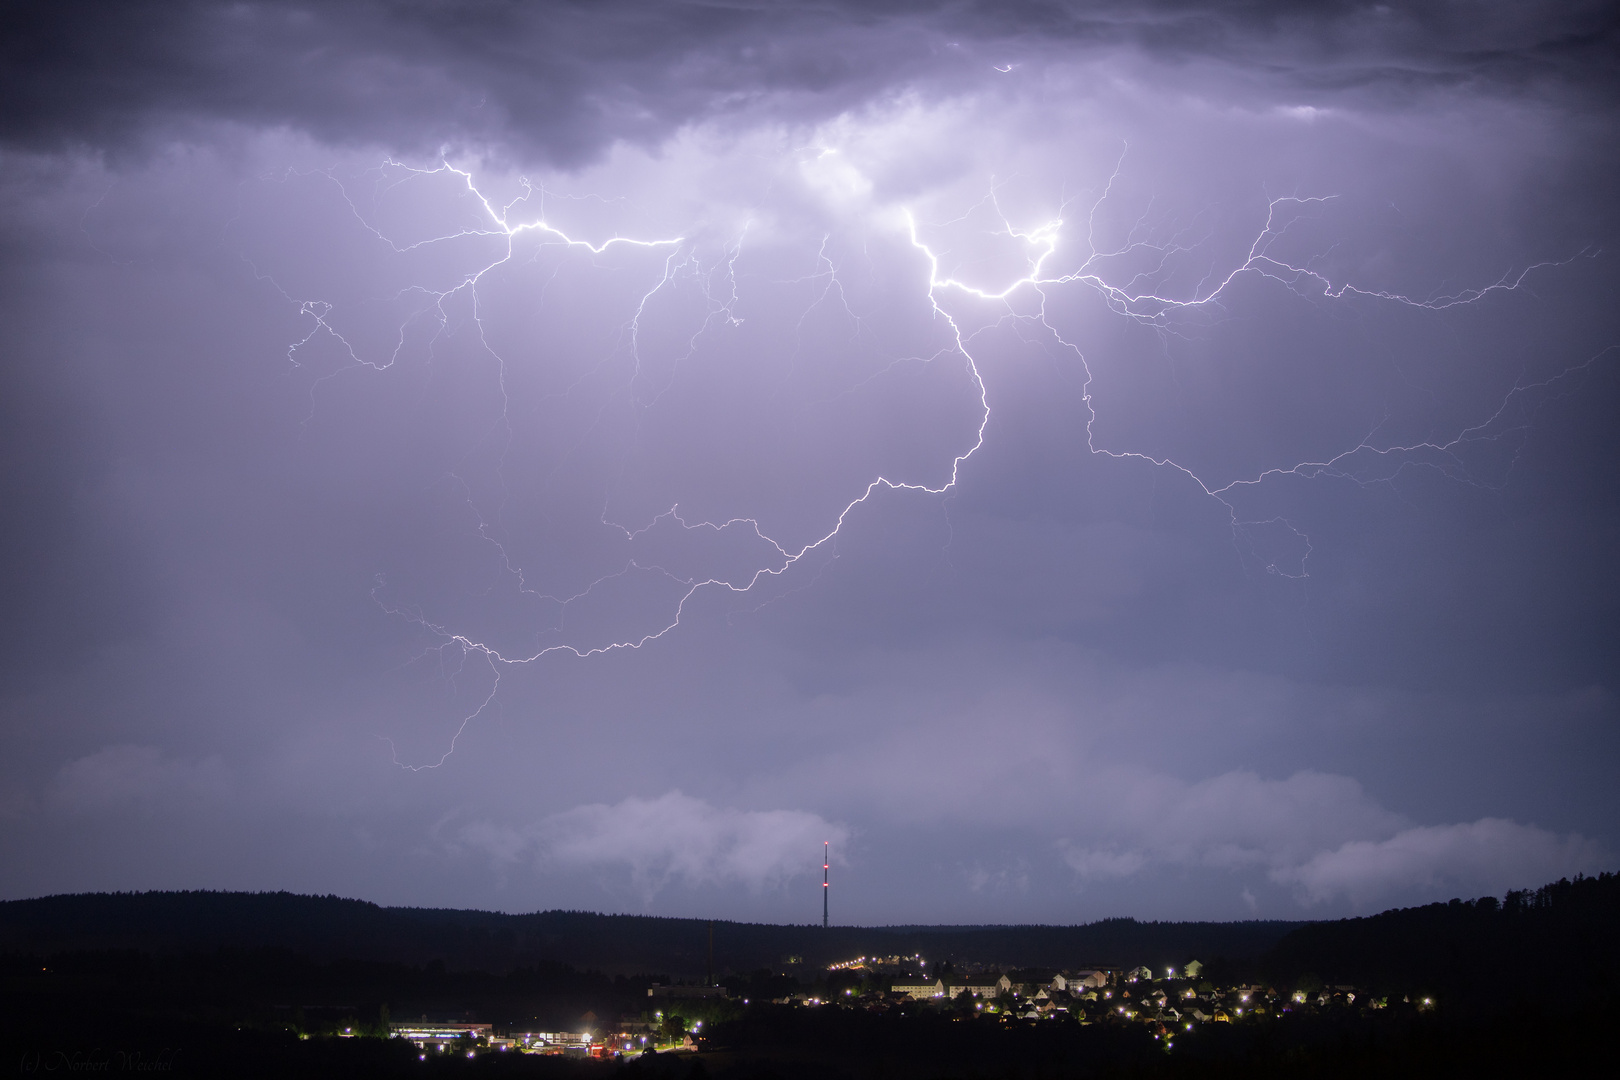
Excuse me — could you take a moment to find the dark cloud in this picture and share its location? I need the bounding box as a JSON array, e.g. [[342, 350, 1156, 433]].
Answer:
[[3, 1, 1616, 164]]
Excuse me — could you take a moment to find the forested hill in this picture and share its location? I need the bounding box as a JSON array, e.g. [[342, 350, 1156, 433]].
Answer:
[[0, 891, 1298, 975], [1262, 871, 1620, 1006], [12, 874, 1615, 987]]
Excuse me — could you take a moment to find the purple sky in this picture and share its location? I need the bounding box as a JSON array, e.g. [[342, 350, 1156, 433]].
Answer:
[[2, 1, 1617, 924]]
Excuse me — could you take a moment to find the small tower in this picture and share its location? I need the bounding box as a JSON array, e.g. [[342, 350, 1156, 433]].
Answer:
[[823, 841, 829, 929]]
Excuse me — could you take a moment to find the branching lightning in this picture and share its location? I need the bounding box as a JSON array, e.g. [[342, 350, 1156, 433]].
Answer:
[[258, 155, 1605, 769], [900, 177, 1604, 579]]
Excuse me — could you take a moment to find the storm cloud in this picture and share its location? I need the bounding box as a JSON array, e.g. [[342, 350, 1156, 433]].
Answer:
[[5, 2, 1617, 161], [1, 1, 1616, 922]]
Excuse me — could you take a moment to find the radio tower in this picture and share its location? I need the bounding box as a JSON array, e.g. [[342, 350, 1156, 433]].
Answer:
[[822, 842, 829, 929]]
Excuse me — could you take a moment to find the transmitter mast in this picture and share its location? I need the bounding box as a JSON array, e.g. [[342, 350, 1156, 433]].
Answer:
[[822, 842, 829, 928]]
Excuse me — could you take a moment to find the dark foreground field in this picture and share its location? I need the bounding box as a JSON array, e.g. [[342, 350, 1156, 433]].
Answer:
[[6, 1005, 1610, 1080]]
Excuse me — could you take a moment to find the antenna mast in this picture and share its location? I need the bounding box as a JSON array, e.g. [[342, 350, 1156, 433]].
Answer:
[[823, 841, 829, 929]]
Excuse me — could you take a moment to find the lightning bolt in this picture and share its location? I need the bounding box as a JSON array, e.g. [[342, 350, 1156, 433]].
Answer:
[[904, 168, 1604, 579], [253, 155, 1605, 768]]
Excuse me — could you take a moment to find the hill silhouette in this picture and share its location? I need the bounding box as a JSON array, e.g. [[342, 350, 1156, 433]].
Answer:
[[0, 891, 1298, 976], [1262, 870, 1620, 1007]]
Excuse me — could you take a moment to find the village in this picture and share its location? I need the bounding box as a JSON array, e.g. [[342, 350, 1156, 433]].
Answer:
[[393, 956, 1408, 1059], [760, 957, 1406, 1047]]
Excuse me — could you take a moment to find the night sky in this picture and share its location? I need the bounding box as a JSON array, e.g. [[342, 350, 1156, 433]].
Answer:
[[2, 1, 1617, 924]]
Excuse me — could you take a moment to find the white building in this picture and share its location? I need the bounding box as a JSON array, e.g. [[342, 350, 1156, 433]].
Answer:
[[511, 1032, 591, 1054], [394, 1022, 493, 1049], [1052, 970, 1109, 991], [892, 977, 946, 999], [947, 974, 1011, 998]]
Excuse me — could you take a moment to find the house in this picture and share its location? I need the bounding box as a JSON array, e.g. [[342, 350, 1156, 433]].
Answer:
[[1051, 970, 1109, 992], [1126, 966, 1153, 983], [396, 1022, 494, 1049], [1182, 960, 1203, 981], [891, 977, 946, 999], [511, 1031, 587, 1053], [947, 974, 1010, 999]]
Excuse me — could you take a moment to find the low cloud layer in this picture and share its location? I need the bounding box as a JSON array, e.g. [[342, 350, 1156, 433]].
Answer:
[[1274, 818, 1607, 907], [458, 792, 848, 902], [1057, 769, 1401, 879], [1043, 760, 1605, 907], [1058, 786, 1607, 909]]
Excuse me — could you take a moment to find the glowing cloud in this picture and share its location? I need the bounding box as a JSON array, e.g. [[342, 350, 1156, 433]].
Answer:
[[458, 792, 847, 900]]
